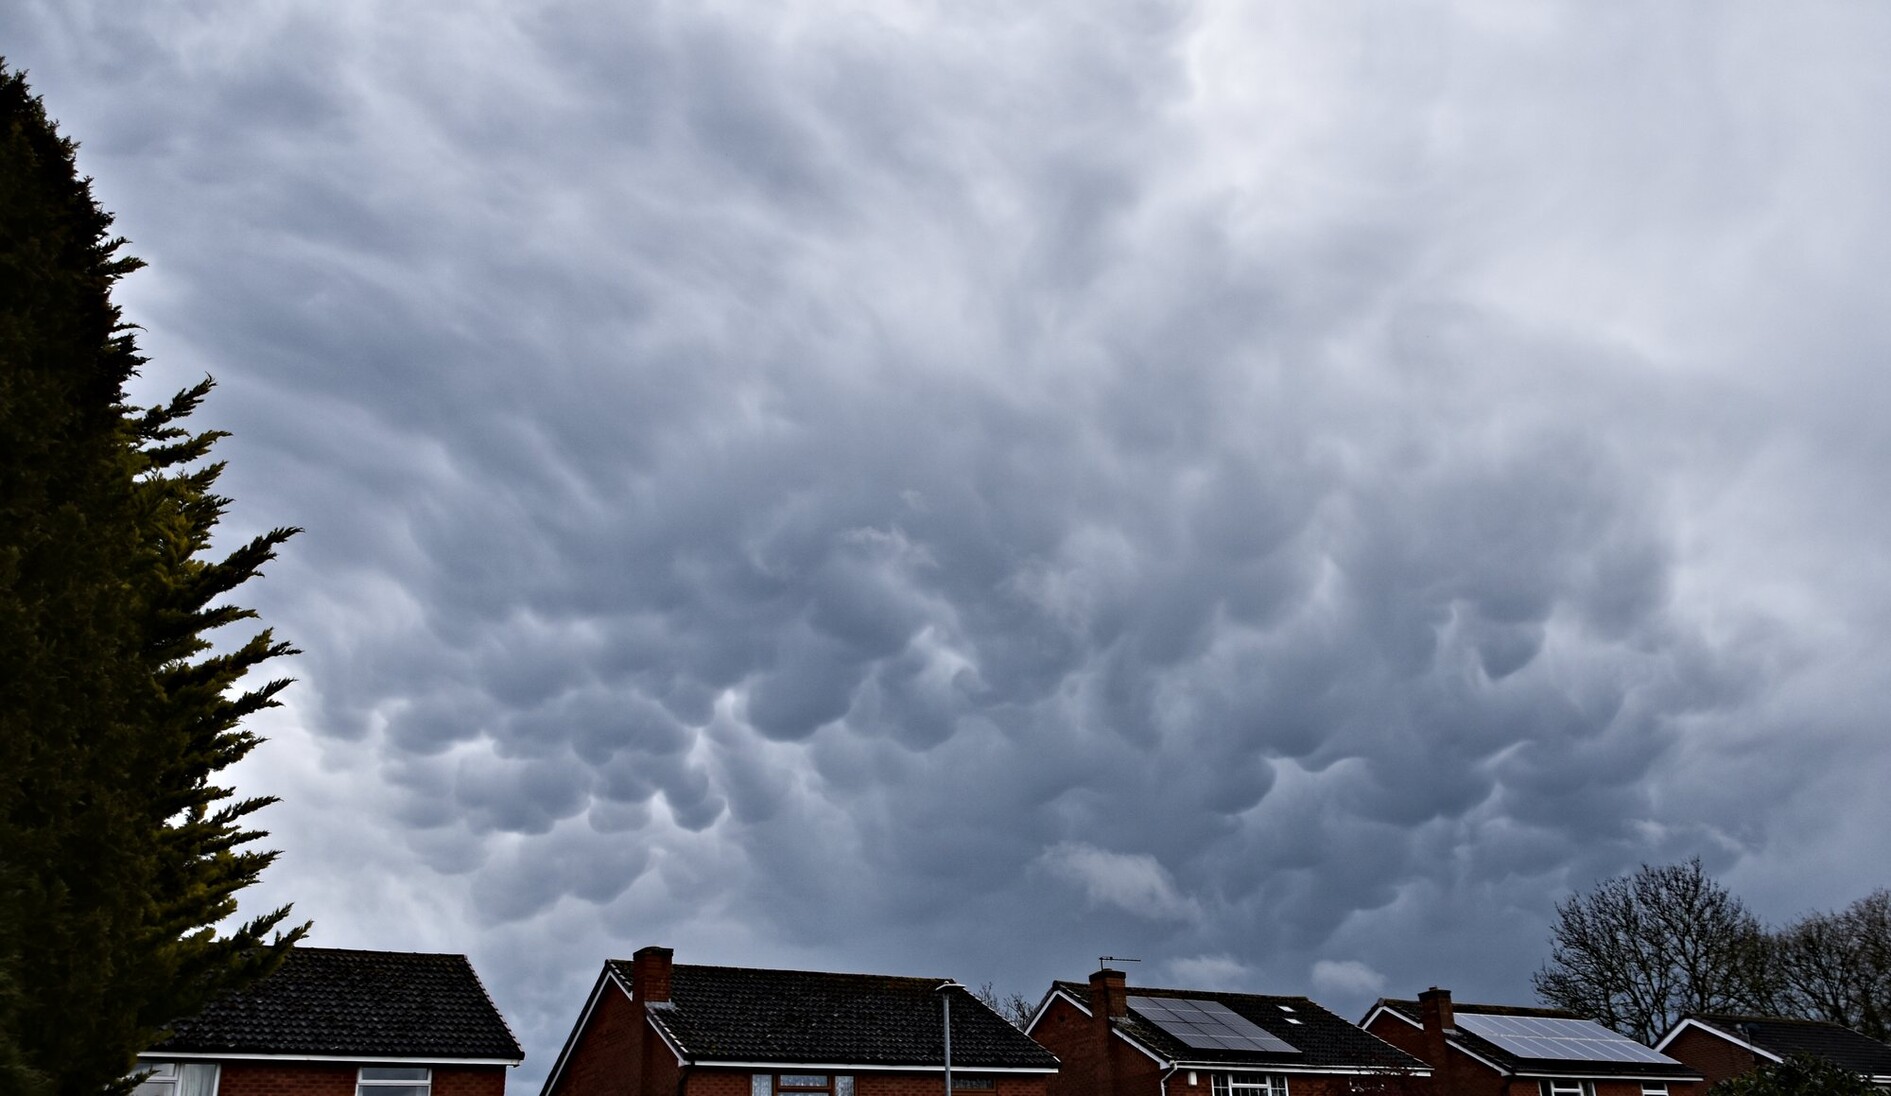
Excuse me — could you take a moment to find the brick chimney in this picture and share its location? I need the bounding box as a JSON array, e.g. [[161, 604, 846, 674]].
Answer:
[[1089, 967, 1129, 1019], [1418, 987, 1456, 1093], [1090, 967, 1129, 1096], [632, 945, 674, 1004]]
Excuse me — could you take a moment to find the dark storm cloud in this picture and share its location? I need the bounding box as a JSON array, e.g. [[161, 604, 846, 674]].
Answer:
[[8, 1, 1891, 1089]]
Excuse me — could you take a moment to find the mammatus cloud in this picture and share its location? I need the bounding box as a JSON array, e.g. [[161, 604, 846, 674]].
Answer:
[[1040, 843, 1203, 923], [1311, 960, 1386, 1000], [6, 1, 1891, 1090]]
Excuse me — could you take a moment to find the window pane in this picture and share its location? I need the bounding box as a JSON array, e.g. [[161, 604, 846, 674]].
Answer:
[[179, 1064, 220, 1096], [357, 1088, 428, 1096], [781, 1077, 829, 1090], [361, 1069, 431, 1082], [754, 1076, 772, 1096], [836, 1078, 853, 1096]]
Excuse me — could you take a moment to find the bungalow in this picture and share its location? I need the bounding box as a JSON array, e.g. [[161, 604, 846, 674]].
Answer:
[[1654, 1014, 1891, 1088], [134, 946, 524, 1096], [1024, 965, 1429, 1096], [1360, 989, 1700, 1096], [540, 946, 1060, 1096]]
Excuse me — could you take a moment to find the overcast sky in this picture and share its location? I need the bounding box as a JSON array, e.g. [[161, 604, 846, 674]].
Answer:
[[9, 1, 1891, 1089]]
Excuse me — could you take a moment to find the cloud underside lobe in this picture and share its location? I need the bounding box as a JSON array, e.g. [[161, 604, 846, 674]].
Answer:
[[11, 0, 1891, 1089]]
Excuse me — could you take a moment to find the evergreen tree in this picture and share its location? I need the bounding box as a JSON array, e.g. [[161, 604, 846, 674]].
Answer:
[[0, 61, 307, 1095]]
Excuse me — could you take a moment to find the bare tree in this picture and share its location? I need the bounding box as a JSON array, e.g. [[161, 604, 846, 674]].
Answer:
[[1533, 859, 1776, 1043], [972, 981, 1039, 1029], [1774, 890, 1891, 1042]]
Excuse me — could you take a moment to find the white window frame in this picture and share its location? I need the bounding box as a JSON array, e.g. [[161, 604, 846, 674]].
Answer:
[[1212, 1073, 1290, 1096], [1641, 1085, 1668, 1096], [753, 1074, 854, 1096], [132, 1062, 220, 1096], [1541, 1082, 1595, 1096], [357, 1066, 432, 1096]]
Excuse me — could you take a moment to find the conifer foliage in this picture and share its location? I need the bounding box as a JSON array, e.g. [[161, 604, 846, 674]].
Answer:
[[0, 62, 307, 1095]]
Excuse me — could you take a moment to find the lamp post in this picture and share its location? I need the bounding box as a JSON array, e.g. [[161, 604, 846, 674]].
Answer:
[[936, 980, 963, 1096]]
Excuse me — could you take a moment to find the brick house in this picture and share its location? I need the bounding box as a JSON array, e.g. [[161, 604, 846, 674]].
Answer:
[[1654, 1014, 1891, 1088], [539, 946, 1059, 1096], [1024, 965, 1429, 1096], [1359, 990, 1700, 1096], [134, 946, 524, 1096]]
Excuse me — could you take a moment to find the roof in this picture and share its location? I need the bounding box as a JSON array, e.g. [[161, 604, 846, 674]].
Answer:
[[1047, 981, 1426, 1073], [1670, 1014, 1891, 1079], [1371, 999, 1696, 1080], [605, 960, 1059, 1070], [148, 947, 523, 1062]]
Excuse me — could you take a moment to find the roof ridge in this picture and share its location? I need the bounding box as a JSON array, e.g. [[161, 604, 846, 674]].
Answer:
[[664, 961, 951, 982], [290, 945, 471, 960]]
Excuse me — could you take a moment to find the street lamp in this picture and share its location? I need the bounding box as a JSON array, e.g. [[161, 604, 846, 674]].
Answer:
[[936, 980, 964, 1096]]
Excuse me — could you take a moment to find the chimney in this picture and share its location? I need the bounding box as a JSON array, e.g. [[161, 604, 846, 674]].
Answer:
[[1090, 967, 1128, 1096], [1089, 966, 1128, 1019], [1417, 987, 1455, 1092], [632, 945, 674, 1004]]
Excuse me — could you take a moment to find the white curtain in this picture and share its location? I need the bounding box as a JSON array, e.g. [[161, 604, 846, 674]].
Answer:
[[178, 1064, 220, 1096]]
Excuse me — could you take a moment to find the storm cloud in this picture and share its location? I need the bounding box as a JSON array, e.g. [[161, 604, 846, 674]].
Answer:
[[7, 1, 1891, 1089]]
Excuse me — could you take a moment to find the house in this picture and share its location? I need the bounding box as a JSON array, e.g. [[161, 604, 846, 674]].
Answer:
[[1360, 989, 1700, 1096], [134, 946, 524, 1096], [539, 945, 1060, 1096], [1024, 964, 1430, 1096], [1654, 1014, 1891, 1088]]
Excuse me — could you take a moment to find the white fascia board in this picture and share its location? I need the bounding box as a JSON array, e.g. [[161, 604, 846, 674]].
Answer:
[[1445, 1038, 1510, 1076], [644, 1007, 691, 1067], [1167, 1062, 1432, 1077], [1112, 1025, 1170, 1066], [1024, 987, 1081, 1035], [138, 1052, 519, 1066], [1360, 1006, 1422, 1032], [1511, 1072, 1703, 1084], [1653, 1018, 1781, 1064], [540, 964, 632, 1096], [1036, 982, 1096, 1035], [689, 1062, 1056, 1075]]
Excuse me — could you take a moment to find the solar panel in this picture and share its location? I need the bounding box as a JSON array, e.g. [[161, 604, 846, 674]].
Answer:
[[1455, 1013, 1680, 1066], [1127, 996, 1299, 1055]]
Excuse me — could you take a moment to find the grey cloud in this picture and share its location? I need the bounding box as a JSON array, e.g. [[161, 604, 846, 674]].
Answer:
[[9, 0, 1891, 1088]]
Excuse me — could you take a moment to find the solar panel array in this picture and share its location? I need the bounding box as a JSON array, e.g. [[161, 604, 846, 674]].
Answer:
[[1454, 1013, 1679, 1065], [1127, 996, 1299, 1055]]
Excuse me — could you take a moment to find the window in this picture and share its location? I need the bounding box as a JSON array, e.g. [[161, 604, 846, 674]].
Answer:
[[1641, 1086, 1668, 1096], [132, 1063, 219, 1096], [1539, 1083, 1595, 1096], [953, 1079, 996, 1090], [1212, 1074, 1289, 1096], [753, 1075, 853, 1096], [358, 1067, 430, 1096]]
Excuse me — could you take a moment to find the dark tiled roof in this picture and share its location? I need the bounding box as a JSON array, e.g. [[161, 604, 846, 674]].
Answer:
[[1686, 1014, 1891, 1078], [1049, 981, 1425, 1073], [150, 947, 523, 1062], [608, 961, 1057, 1070], [1374, 999, 1695, 1080]]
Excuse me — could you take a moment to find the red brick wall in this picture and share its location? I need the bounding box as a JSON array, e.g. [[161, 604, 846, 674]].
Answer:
[[1032, 995, 1104, 1096], [550, 980, 641, 1096], [1660, 1027, 1764, 1090], [215, 1063, 506, 1096], [682, 1069, 1048, 1096]]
